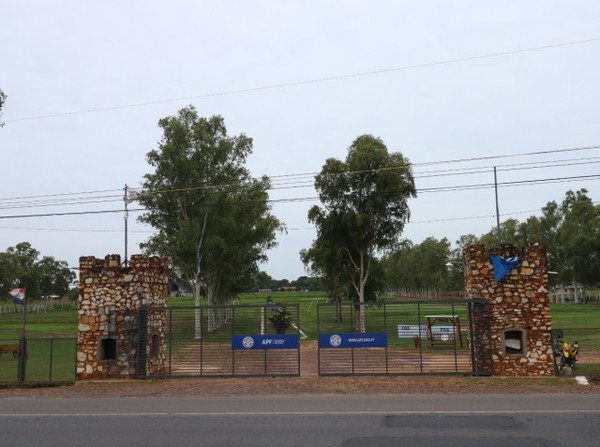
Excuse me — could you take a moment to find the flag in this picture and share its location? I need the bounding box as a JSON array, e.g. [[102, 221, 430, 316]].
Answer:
[[490, 255, 521, 282], [9, 288, 25, 305]]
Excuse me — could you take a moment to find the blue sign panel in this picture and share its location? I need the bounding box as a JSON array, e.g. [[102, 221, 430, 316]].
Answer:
[[232, 334, 299, 350], [319, 333, 388, 348]]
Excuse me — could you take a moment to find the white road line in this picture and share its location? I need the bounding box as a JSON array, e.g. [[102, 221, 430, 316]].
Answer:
[[1, 409, 600, 417]]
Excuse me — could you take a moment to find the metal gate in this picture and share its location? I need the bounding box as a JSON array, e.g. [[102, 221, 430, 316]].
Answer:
[[317, 299, 491, 376], [144, 304, 301, 378]]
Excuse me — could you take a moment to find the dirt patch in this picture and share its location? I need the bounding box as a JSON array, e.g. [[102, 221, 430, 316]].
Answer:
[[0, 374, 597, 399], [1, 341, 597, 398]]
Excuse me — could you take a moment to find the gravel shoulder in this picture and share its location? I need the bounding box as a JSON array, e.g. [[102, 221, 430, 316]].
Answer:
[[0, 375, 597, 399], [2, 341, 597, 398]]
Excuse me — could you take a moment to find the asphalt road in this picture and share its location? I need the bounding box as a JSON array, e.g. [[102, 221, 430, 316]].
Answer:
[[1, 395, 599, 447]]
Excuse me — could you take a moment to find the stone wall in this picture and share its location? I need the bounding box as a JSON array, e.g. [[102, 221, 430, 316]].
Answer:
[[76, 254, 169, 380], [464, 243, 554, 376]]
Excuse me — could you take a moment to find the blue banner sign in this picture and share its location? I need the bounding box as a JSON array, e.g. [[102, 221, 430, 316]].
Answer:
[[232, 334, 299, 350], [319, 333, 388, 348]]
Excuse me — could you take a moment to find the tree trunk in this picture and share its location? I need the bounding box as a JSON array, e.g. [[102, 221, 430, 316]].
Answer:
[[335, 298, 343, 323], [193, 279, 202, 340], [357, 252, 367, 333]]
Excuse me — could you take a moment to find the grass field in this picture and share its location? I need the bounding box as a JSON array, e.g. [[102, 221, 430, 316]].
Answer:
[[1, 294, 598, 382], [1, 293, 598, 343]]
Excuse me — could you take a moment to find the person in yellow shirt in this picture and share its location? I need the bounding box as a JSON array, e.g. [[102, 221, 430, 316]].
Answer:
[[570, 341, 579, 368], [559, 340, 572, 370]]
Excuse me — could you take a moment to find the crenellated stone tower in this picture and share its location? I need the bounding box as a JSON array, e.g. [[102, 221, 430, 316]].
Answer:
[[76, 254, 169, 380], [464, 243, 555, 376]]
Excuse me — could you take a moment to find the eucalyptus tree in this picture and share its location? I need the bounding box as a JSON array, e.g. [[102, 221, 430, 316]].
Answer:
[[138, 106, 282, 336], [300, 215, 351, 322], [382, 237, 454, 297], [0, 242, 75, 299], [308, 134, 416, 332], [517, 200, 565, 283], [556, 189, 600, 287], [471, 189, 600, 289]]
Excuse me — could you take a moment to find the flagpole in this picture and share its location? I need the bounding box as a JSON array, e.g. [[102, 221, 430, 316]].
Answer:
[[21, 290, 27, 335], [124, 183, 129, 267]]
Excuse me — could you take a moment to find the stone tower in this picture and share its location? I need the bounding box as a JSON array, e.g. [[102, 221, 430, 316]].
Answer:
[[464, 243, 555, 376], [76, 254, 169, 380]]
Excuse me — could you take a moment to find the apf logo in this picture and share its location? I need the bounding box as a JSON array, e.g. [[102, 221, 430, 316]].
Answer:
[[329, 334, 342, 347], [242, 336, 255, 349]]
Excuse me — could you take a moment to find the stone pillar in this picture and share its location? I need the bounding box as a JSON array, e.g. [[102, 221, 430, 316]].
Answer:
[[76, 254, 169, 380], [464, 243, 554, 376]]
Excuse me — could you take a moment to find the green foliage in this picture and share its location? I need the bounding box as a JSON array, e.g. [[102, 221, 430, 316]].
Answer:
[[476, 189, 600, 288], [2, 297, 600, 382], [382, 237, 456, 294], [268, 305, 292, 334], [0, 242, 75, 300], [306, 135, 416, 323], [138, 106, 283, 306]]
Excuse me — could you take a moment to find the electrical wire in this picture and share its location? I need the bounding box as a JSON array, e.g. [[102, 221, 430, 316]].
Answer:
[[0, 144, 597, 210], [0, 170, 599, 221], [6, 37, 600, 123]]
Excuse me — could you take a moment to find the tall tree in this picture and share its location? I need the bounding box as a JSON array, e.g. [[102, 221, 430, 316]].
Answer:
[[308, 135, 416, 331], [479, 218, 524, 248], [557, 189, 600, 287], [300, 216, 351, 322], [518, 200, 565, 281], [138, 106, 281, 335], [382, 237, 455, 296], [36, 256, 76, 298], [5, 242, 41, 298], [470, 189, 600, 289], [0, 242, 75, 299]]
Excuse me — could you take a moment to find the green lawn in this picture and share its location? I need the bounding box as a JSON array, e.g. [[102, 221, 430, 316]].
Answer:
[[1, 297, 598, 383], [550, 303, 600, 353], [1, 298, 598, 341], [0, 305, 77, 383]]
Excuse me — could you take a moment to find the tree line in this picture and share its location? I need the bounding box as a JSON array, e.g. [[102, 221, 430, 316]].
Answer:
[[2, 103, 597, 315], [128, 107, 600, 314], [381, 188, 600, 297], [0, 242, 76, 302]]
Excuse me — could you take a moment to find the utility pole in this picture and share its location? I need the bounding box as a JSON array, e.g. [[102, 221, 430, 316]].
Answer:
[[494, 167, 501, 244], [124, 184, 129, 266], [123, 184, 139, 267]]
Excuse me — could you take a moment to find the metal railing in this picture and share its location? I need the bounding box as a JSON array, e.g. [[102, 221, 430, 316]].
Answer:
[[0, 337, 76, 385], [316, 301, 483, 376]]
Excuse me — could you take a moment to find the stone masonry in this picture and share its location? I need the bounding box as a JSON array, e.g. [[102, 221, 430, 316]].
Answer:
[[464, 243, 555, 376], [76, 254, 169, 380]]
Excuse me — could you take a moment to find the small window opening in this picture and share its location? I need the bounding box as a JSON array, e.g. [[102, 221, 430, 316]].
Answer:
[[150, 334, 160, 358], [503, 329, 526, 355], [100, 338, 117, 360]]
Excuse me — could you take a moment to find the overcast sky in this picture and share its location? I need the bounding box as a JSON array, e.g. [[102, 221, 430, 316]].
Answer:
[[2, 1, 600, 280]]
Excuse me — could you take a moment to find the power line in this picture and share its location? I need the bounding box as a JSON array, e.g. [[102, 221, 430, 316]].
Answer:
[[6, 37, 600, 123], [411, 145, 600, 168], [0, 144, 597, 210], [0, 208, 128, 220], [0, 144, 598, 216], [0, 203, 582, 233], [0, 225, 152, 233], [1, 171, 599, 221], [0, 188, 121, 202], [418, 173, 600, 194], [0, 152, 595, 211]]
